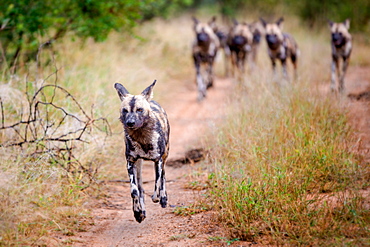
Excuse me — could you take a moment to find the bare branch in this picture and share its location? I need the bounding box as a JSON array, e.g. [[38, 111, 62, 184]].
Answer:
[[0, 46, 111, 189]]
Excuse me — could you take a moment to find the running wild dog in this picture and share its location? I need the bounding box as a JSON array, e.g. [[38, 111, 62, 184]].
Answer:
[[227, 19, 253, 76], [260, 17, 299, 81], [192, 16, 220, 101], [250, 21, 264, 68], [209, 16, 231, 76], [328, 19, 352, 93], [114, 80, 170, 223]]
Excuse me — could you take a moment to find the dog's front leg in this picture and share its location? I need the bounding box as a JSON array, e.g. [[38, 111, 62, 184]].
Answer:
[[271, 57, 277, 80], [291, 53, 298, 81], [331, 56, 339, 92], [230, 52, 237, 77], [127, 159, 146, 223], [281, 58, 290, 81], [339, 56, 349, 92], [194, 55, 206, 101], [206, 57, 215, 88], [224, 46, 231, 77], [152, 158, 167, 208]]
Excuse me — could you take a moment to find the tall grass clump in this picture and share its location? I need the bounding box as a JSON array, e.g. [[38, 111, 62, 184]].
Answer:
[[207, 83, 369, 245]]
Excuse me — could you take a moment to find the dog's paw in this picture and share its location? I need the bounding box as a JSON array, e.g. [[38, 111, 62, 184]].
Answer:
[[151, 194, 160, 203], [160, 195, 167, 208], [134, 210, 146, 223]]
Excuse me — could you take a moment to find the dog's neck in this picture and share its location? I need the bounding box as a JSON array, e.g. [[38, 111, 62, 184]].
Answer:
[[197, 40, 211, 52], [268, 41, 281, 51], [125, 117, 156, 143]]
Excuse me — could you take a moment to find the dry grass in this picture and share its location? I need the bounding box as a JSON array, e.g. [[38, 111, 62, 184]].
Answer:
[[203, 16, 370, 246], [0, 14, 197, 245]]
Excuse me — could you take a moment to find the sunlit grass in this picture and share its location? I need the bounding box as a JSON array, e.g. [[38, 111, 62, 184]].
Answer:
[[204, 21, 370, 244], [205, 81, 369, 243]]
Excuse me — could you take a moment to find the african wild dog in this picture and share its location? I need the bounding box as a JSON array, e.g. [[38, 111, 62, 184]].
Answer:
[[208, 16, 231, 76], [227, 19, 253, 77], [250, 21, 264, 68], [328, 19, 352, 93], [260, 17, 299, 81], [114, 80, 170, 223], [192, 16, 220, 101]]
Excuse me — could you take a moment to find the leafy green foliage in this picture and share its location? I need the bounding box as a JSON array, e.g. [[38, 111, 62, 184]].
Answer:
[[294, 0, 370, 30], [0, 0, 193, 67], [196, 0, 370, 31]]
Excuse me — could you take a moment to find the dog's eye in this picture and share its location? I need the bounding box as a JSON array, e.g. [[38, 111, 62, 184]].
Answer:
[[136, 108, 144, 113], [122, 108, 128, 113]]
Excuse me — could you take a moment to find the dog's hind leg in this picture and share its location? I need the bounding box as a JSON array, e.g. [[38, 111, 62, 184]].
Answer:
[[128, 159, 146, 223], [339, 56, 349, 92], [152, 157, 167, 208]]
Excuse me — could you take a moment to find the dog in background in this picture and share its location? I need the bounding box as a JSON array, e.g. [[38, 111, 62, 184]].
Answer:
[[227, 19, 254, 77], [328, 19, 352, 93], [250, 21, 264, 69], [209, 16, 231, 77], [114, 80, 170, 223], [192, 17, 220, 101], [260, 17, 299, 81]]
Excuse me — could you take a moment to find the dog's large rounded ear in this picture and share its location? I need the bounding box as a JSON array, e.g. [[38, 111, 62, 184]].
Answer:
[[344, 19, 350, 30], [327, 19, 334, 28], [192, 16, 199, 28], [209, 16, 217, 30], [232, 18, 239, 26], [141, 80, 156, 101], [114, 83, 130, 101], [260, 18, 267, 28], [276, 17, 284, 28]]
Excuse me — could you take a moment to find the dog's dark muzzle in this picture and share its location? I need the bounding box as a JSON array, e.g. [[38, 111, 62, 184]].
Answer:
[[197, 33, 210, 44], [124, 114, 142, 129], [232, 35, 246, 46], [126, 120, 135, 128], [253, 33, 261, 44], [332, 33, 345, 47], [266, 35, 280, 50]]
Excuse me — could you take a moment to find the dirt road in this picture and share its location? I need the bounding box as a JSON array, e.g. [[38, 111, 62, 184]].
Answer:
[[64, 65, 369, 247]]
